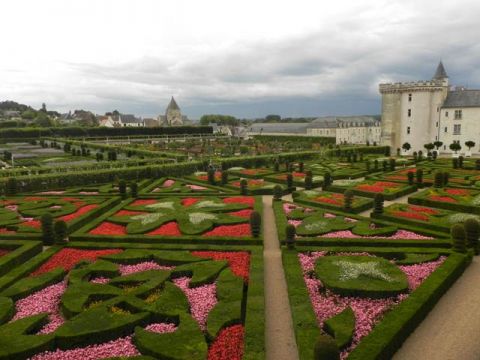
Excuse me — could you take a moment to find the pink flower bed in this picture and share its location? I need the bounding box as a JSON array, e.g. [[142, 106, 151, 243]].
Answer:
[[119, 261, 174, 275], [186, 184, 208, 191], [38, 191, 66, 195], [319, 229, 434, 240], [299, 251, 445, 358], [173, 276, 217, 331], [162, 179, 176, 187]]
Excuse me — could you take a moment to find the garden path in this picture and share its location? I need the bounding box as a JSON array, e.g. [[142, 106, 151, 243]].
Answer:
[[393, 256, 480, 360], [262, 195, 299, 360]]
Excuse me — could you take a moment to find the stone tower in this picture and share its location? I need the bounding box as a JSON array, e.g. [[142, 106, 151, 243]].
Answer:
[[165, 97, 183, 126], [379, 62, 449, 152]]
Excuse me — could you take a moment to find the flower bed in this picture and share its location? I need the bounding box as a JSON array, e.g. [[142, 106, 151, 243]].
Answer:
[[293, 190, 373, 214], [284, 248, 470, 359], [140, 177, 227, 195], [0, 244, 261, 359], [228, 179, 288, 195], [35, 179, 153, 196], [74, 196, 263, 244], [227, 167, 275, 179], [409, 187, 480, 214], [265, 172, 324, 187], [0, 196, 118, 237], [327, 180, 417, 200]]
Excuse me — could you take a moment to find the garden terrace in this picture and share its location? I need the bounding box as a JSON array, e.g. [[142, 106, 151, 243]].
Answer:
[[140, 177, 231, 196], [72, 196, 263, 245], [274, 201, 449, 248], [0, 196, 119, 239], [283, 246, 470, 359], [226, 179, 290, 195], [292, 190, 374, 214], [0, 242, 264, 360], [409, 187, 480, 214], [226, 167, 276, 179], [327, 180, 417, 200], [264, 172, 324, 188]]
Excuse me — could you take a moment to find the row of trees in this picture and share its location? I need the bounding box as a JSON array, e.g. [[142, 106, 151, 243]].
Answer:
[[401, 141, 476, 154]]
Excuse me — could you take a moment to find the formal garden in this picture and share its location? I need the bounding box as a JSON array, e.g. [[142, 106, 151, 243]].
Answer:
[[0, 134, 478, 359]]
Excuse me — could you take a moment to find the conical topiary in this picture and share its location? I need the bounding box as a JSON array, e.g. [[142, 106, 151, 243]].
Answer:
[[464, 218, 480, 254], [407, 171, 414, 185], [344, 190, 354, 212], [373, 193, 384, 214], [286, 224, 296, 249], [240, 179, 248, 195], [451, 223, 467, 253], [249, 211, 261, 237], [41, 213, 54, 246], [273, 185, 283, 201]]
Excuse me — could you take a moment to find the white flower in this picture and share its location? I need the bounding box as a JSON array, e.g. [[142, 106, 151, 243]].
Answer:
[[303, 190, 320, 197], [194, 171, 207, 176], [189, 212, 217, 224], [228, 167, 245, 171], [194, 200, 226, 208], [335, 260, 392, 282], [145, 202, 175, 210], [132, 213, 163, 225], [447, 213, 480, 223]]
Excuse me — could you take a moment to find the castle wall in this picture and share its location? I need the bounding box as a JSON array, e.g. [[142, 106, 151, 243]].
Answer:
[[380, 92, 401, 149], [439, 107, 480, 153]]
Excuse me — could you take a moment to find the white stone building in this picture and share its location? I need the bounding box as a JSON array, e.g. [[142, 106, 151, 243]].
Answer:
[[379, 62, 480, 154], [158, 97, 185, 126], [306, 117, 381, 145]]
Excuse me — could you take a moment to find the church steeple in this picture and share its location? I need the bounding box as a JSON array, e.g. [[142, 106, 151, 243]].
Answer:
[[433, 61, 448, 80], [167, 96, 180, 111]]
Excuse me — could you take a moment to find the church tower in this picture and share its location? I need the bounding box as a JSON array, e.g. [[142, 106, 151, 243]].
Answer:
[[165, 97, 183, 126], [379, 62, 449, 152]]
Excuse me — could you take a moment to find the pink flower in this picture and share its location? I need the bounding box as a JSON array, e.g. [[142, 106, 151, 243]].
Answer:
[[145, 322, 177, 333], [288, 219, 302, 227], [163, 179, 176, 187], [119, 261, 174, 275], [186, 184, 208, 190], [38, 191, 66, 195]]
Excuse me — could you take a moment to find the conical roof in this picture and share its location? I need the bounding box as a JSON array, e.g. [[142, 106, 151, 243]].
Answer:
[[433, 61, 448, 80], [167, 96, 180, 111]]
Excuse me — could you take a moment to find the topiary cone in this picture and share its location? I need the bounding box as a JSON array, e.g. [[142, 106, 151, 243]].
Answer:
[[451, 223, 467, 253], [464, 218, 480, 253], [314, 334, 340, 360], [286, 224, 296, 249], [249, 211, 261, 237]]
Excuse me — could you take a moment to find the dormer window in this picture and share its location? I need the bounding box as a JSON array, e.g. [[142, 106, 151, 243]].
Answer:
[[408, 93, 412, 102]]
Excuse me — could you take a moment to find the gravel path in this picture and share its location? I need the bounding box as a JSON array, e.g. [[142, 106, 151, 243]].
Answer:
[[263, 195, 299, 360], [393, 256, 480, 360]]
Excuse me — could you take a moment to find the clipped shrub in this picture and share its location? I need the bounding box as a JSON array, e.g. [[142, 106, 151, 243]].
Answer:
[[221, 171, 228, 185], [382, 160, 388, 172], [207, 168, 216, 185], [458, 156, 464, 168], [240, 179, 248, 195], [476, 159, 480, 170], [452, 158, 458, 169], [273, 185, 283, 201], [314, 334, 340, 360], [344, 190, 354, 211], [323, 172, 332, 190], [373, 193, 384, 214], [451, 224, 467, 253], [249, 211, 261, 237], [285, 224, 296, 249], [443, 172, 449, 186], [365, 161, 371, 173], [118, 180, 127, 198], [41, 213, 54, 246], [299, 162, 304, 172], [464, 218, 480, 254], [374, 159, 379, 171], [389, 158, 396, 171], [5, 177, 17, 195], [416, 168, 423, 185], [407, 171, 414, 185], [54, 220, 68, 244], [304, 173, 313, 190], [130, 182, 138, 198], [286, 173, 293, 189], [434, 172, 443, 188]]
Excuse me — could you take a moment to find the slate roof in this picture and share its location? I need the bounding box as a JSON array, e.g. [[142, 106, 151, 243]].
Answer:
[[433, 61, 448, 80], [167, 97, 180, 111], [442, 90, 480, 108], [120, 114, 142, 123]]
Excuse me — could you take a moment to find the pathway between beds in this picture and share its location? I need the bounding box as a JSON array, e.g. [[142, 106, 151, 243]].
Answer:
[[262, 195, 299, 360]]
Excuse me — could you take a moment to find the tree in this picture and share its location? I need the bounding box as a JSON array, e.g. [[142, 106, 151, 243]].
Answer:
[[433, 141, 443, 150], [424, 143, 435, 152], [465, 141, 475, 150], [449, 142, 461, 154], [249, 211, 261, 237], [401, 142, 411, 153], [285, 224, 296, 249], [265, 114, 281, 122], [451, 224, 467, 253], [41, 213, 54, 246], [54, 220, 68, 244]]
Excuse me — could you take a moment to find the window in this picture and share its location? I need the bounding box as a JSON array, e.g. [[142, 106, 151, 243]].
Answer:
[[445, 111, 449, 117], [408, 93, 412, 102], [436, 122, 438, 127], [408, 109, 412, 117], [444, 127, 448, 133], [454, 110, 462, 119], [454, 124, 461, 135], [407, 126, 411, 134]]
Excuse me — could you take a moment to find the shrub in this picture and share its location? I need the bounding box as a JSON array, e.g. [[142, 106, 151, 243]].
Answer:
[[286, 173, 293, 189], [119, 180, 127, 199], [323, 172, 332, 189], [240, 179, 248, 195], [221, 171, 228, 185], [373, 193, 384, 214], [54, 220, 68, 244], [374, 159, 379, 171], [434, 172, 443, 188], [298, 162, 304, 172], [207, 168, 216, 185], [416, 168, 423, 185], [458, 156, 464, 168], [443, 172, 449, 186], [389, 158, 396, 171], [249, 211, 261, 237], [314, 334, 340, 360], [407, 171, 414, 185], [304, 173, 313, 190], [286, 224, 296, 249], [464, 218, 480, 254], [272, 185, 283, 201], [130, 182, 138, 198], [344, 190, 354, 211], [452, 158, 458, 169], [451, 224, 467, 253], [5, 177, 17, 195], [382, 160, 387, 172], [366, 161, 371, 173], [41, 213, 54, 246], [418, 150, 423, 160], [476, 160, 480, 171]]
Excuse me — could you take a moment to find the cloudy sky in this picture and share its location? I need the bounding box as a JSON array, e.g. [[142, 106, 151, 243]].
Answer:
[[1, 0, 480, 119]]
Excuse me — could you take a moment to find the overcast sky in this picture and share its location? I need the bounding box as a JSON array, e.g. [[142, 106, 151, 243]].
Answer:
[[1, 0, 480, 119]]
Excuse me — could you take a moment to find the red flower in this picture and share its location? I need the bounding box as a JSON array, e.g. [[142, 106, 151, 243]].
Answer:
[[23, 197, 47, 201], [89, 222, 127, 235], [130, 199, 158, 206], [375, 181, 399, 187], [192, 251, 250, 282], [241, 169, 258, 175], [356, 184, 385, 193], [147, 221, 182, 236], [229, 209, 254, 218], [223, 197, 255, 208], [315, 197, 342, 205], [207, 324, 245, 360], [182, 197, 202, 207], [114, 210, 148, 216], [386, 175, 407, 180], [429, 195, 457, 203], [409, 205, 439, 215], [58, 204, 98, 222], [0, 249, 9, 257], [445, 188, 469, 196], [21, 220, 41, 228], [31, 248, 122, 276], [292, 172, 306, 178], [392, 211, 429, 221], [61, 197, 82, 202], [203, 223, 251, 237], [0, 228, 16, 234]]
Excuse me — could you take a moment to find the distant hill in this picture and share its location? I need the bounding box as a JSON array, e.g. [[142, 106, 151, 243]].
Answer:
[[0, 100, 34, 113]]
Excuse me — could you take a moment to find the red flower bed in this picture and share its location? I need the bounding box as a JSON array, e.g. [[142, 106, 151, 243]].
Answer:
[[223, 197, 255, 208], [315, 197, 342, 205], [207, 324, 245, 360], [192, 251, 250, 282], [0, 228, 16, 234], [292, 172, 306, 178], [429, 195, 457, 203], [375, 181, 399, 187], [392, 211, 429, 221], [182, 197, 202, 207], [89, 222, 127, 235], [445, 188, 470, 196], [409, 205, 439, 215], [355, 184, 386, 193], [398, 169, 416, 174], [229, 209, 254, 218], [240, 169, 260, 175], [114, 210, 148, 216], [23, 197, 47, 201], [58, 204, 98, 222], [21, 220, 41, 228], [72, 201, 86, 208], [130, 199, 158, 206], [386, 175, 407, 181], [31, 248, 122, 276], [147, 221, 182, 236], [0, 249, 9, 257], [203, 223, 251, 237]]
